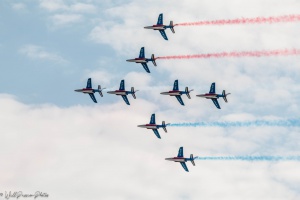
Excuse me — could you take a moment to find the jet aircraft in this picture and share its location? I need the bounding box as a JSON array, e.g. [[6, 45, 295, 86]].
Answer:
[[137, 113, 169, 139], [196, 82, 231, 109], [107, 80, 138, 105], [144, 13, 175, 40], [74, 78, 105, 103], [165, 147, 197, 172], [160, 80, 193, 106], [126, 47, 157, 73]]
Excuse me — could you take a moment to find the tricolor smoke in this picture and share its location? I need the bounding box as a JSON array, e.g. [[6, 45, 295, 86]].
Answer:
[[176, 14, 300, 26], [156, 49, 300, 60], [169, 119, 300, 127], [195, 156, 300, 161]]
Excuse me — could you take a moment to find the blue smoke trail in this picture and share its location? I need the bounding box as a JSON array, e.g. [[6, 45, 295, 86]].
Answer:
[[169, 119, 300, 127], [195, 156, 300, 161]]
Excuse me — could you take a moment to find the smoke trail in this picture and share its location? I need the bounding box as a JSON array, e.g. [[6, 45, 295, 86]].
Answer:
[[169, 119, 300, 127], [156, 49, 300, 60], [176, 14, 300, 26], [196, 156, 300, 161]]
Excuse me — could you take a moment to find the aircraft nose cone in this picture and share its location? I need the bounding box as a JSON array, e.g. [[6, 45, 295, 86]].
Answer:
[[74, 89, 80, 92], [165, 158, 173, 161], [196, 94, 204, 97]]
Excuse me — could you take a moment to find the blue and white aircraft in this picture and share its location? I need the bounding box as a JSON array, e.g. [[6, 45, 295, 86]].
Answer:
[[107, 80, 138, 105], [137, 114, 169, 139], [160, 80, 193, 106], [165, 147, 197, 172], [144, 13, 175, 40], [196, 82, 231, 109], [126, 47, 157, 73], [74, 78, 105, 103]]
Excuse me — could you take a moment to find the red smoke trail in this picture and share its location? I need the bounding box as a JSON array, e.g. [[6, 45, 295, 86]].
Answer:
[[175, 14, 300, 26], [156, 49, 300, 60]]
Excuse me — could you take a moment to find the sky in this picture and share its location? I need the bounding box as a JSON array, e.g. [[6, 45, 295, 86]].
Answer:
[[1, 0, 300, 199]]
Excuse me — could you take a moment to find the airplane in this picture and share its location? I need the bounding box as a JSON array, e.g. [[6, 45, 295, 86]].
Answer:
[[137, 113, 169, 139], [74, 78, 105, 103], [107, 80, 138, 105], [144, 13, 175, 40], [165, 147, 197, 172], [196, 82, 231, 109], [160, 80, 193, 106], [126, 47, 157, 73]]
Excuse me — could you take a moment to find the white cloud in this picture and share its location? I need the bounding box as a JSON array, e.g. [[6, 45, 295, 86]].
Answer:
[[69, 3, 97, 13], [0, 94, 299, 199], [88, 0, 300, 118], [84, 70, 115, 86], [39, 0, 97, 27], [12, 3, 26, 11], [39, 0, 97, 13], [39, 0, 68, 12], [19, 45, 67, 63], [51, 14, 83, 26]]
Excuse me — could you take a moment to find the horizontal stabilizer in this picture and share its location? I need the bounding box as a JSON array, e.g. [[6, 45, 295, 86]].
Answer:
[[170, 21, 175, 33], [131, 87, 138, 99], [162, 121, 167, 133], [222, 90, 231, 103], [185, 87, 193, 99], [151, 54, 157, 66], [98, 85, 104, 97], [190, 154, 195, 166]]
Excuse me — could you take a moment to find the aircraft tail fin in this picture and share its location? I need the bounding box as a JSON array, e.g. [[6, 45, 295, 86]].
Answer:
[[98, 85, 105, 97], [170, 21, 175, 33], [151, 54, 157, 66], [185, 87, 194, 99], [190, 154, 196, 166], [222, 90, 231, 103], [162, 121, 168, 133], [131, 87, 138, 99]]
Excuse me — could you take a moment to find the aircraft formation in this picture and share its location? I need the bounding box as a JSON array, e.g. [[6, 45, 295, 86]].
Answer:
[[75, 13, 231, 172], [75, 78, 230, 109]]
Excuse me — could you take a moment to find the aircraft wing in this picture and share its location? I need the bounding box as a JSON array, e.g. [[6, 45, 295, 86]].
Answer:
[[211, 99, 221, 109], [86, 78, 92, 89], [141, 63, 150, 73], [139, 47, 145, 58], [178, 147, 183, 157], [122, 95, 130, 105], [180, 162, 189, 172], [176, 95, 185, 106], [159, 30, 168, 40], [157, 13, 163, 25], [152, 129, 161, 139], [119, 80, 125, 90], [89, 93, 97, 103], [173, 80, 179, 90], [150, 114, 156, 124], [209, 82, 215, 94]]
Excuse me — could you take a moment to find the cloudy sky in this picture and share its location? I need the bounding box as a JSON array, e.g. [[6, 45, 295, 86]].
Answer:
[[1, 0, 300, 199]]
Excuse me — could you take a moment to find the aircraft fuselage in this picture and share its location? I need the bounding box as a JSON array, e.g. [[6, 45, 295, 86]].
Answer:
[[196, 93, 218, 99], [161, 91, 182, 96], [107, 90, 127, 96], [165, 157, 187, 162], [144, 25, 166, 30], [126, 58, 148, 63], [138, 124, 158, 129], [75, 88, 94, 94]]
